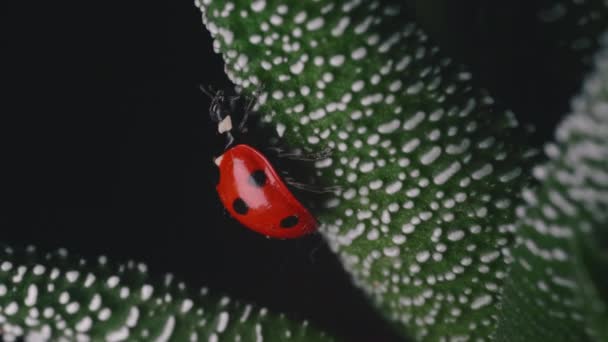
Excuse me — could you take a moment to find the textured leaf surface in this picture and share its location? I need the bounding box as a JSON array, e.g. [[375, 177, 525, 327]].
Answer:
[[197, 0, 536, 339], [0, 245, 331, 341], [496, 37, 608, 342]]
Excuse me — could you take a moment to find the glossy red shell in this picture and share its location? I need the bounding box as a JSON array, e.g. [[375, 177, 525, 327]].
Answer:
[[215, 144, 317, 239]]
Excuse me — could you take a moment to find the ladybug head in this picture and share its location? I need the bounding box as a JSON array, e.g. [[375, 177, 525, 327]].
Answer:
[[201, 85, 259, 151], [204, 89, 232, 131], [201, 86, 241, 150]]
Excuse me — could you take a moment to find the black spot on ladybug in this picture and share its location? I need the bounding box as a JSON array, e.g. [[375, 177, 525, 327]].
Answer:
[[233, 198, 249, 215], [280, 215, 299, 228], [249, 169, 267, 187]]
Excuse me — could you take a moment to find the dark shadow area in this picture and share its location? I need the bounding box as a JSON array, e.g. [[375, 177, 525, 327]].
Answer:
[[407, 0, 591, 146]]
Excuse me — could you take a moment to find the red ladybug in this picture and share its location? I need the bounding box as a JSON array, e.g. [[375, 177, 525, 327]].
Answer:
[[214, 144, 317, 238], [204, 88, 317, 239]]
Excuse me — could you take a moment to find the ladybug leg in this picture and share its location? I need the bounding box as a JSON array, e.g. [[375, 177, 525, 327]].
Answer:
[[236, 107, 255, 134], [283, 176, 341, 193], [236, 88, 261, 133], [267, 147, 332, 162]]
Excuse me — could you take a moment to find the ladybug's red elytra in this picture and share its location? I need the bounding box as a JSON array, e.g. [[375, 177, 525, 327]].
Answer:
[[215, 144, 317, 238], [204, 87, 318, 239]]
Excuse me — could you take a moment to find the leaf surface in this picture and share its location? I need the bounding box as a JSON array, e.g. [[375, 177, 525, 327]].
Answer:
[[496, 38, 608, 342], [197, 0, 536, 339], [0, 245, 332, 341]]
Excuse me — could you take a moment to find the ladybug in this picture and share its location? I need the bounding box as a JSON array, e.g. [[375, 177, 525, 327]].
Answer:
[[203, 87, 320, 239]]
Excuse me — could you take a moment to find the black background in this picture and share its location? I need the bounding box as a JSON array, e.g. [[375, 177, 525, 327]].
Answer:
[[3, 0, 583, 340]]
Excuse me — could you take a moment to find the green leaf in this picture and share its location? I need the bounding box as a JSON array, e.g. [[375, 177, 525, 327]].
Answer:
[[495, 38, 608, 342], [0, 245, 332, 341], [197, 0, 536, 339]]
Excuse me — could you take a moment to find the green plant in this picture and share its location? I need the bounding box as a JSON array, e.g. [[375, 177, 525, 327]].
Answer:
[[2, 1, 607, 341], [0, 245, 331, 340], [496, 40, 608, 342]]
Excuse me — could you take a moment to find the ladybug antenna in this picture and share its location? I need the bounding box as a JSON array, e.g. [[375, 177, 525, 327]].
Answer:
[[199, 84, 216, 99]]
